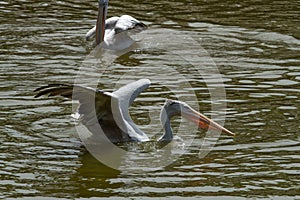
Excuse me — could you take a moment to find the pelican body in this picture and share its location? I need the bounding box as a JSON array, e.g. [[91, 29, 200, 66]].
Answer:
[[35, 79, 234, 143], [86, 0, 147, 50]]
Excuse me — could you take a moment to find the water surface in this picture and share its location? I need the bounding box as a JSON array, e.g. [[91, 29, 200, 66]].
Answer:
[[0, 0, 299, 199]]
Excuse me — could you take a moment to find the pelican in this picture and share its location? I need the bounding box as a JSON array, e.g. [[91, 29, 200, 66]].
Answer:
[[34, 79, 234, 143], [85, 0, 147, 50]]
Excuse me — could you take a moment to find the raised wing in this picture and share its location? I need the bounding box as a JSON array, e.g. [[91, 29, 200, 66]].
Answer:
[[34, 80, 151, 142], [35, 83, 113, 123], [112, 79, 151, 142], [85, 17, 120, 41], [114, 15, 147, 34], [113, 79, 151, 106]]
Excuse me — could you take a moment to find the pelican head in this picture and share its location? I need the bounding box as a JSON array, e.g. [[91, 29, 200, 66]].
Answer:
[[159, 100, 235, 142]]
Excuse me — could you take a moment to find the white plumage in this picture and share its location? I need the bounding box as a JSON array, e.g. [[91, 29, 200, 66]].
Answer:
[[86, 15, 147, 50]]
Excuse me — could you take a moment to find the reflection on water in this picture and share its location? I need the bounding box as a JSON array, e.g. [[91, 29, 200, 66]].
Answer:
[[0, 0, 299, 199]]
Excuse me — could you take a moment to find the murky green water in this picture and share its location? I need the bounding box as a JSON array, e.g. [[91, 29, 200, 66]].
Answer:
[[0, 0, 299, 199]]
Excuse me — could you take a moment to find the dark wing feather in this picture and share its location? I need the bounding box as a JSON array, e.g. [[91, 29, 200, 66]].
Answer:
[[34, 84, 73, 98], [35, 84, 134, 142], [34, 84, 114, 124], [114, 15, 147, 34]]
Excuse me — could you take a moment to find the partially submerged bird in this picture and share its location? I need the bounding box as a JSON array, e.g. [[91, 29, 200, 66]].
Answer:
[[35, 79, 234, 143], [86, 0, 147, 50]]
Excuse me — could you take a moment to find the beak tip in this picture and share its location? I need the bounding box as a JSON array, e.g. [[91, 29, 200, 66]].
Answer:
[[224, 129, 235, 136]]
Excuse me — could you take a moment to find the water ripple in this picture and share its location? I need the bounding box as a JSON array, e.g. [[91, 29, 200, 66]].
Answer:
[[1, 0, 299, 199]]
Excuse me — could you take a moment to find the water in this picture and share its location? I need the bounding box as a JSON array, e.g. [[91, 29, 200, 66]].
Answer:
[[1, 0, 299, 199]]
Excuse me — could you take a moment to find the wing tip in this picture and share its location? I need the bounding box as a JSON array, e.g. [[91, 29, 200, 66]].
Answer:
[[33, 84, 72, 98], [140, 78, 151, 85]]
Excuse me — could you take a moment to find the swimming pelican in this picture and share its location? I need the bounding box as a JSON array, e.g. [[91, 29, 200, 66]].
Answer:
[[85, 0, 147, 50], [34, 79, 234, 143]]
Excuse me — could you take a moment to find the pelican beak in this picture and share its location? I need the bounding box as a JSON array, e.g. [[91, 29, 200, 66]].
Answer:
[[182, 107, 235, 136], [96, 0, 108, 45]]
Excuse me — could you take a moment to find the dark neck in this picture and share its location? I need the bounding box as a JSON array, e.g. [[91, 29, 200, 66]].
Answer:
[[159, 112, 173, 142], [159, 102, 181, 142]]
